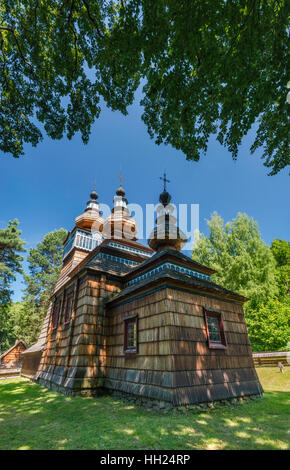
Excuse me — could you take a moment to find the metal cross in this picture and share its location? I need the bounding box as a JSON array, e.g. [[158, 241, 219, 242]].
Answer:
[[92, 180, 97, 191], [118, 170, 125, 187], [160, 171, 170, 191]]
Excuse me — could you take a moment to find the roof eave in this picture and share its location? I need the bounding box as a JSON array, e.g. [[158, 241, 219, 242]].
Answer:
[[106, 272, 248, 306]]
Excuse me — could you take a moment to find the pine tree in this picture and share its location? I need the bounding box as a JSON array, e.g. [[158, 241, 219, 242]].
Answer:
[[0, 220, 25, 350], [21, 228, 67, 344]]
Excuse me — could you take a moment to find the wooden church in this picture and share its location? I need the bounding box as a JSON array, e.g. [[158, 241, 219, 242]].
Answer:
[[21, 177, 263, 408]]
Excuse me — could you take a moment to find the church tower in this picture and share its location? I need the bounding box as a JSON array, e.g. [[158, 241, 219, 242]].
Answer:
[[54, 189, 105, 292], [102, 183, 137, 241], [148, 173, 187, 252]]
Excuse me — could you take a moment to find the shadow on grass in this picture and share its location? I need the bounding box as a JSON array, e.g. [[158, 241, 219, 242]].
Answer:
[[0, 379, 289, 450]]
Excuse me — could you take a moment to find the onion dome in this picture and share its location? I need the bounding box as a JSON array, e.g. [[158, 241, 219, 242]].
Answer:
[[75, 188, 104, 232], [102, 183, 137, 241], [148, 176, 187, 252], [90, 190, 98, 200], [159, 190, 171, 206], [116, 186, 126, 197]]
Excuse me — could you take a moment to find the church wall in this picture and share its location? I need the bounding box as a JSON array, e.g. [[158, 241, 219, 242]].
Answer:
[[36, 272, 121, 395], [104, 287, 176, 402], [104, 286, 262, 405], [164, 287, 262, 405], [32, 265, 262, 404]]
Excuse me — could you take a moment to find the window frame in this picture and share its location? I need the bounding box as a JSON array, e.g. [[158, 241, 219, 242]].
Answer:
[[52, 300, 60, 330], [123, 314, 138, 355], [203, 308, 227, 350], [63, 290, 74, 325]]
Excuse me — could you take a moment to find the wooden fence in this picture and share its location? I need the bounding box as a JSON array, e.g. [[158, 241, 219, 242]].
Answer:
[[253, 350, 290, 367]]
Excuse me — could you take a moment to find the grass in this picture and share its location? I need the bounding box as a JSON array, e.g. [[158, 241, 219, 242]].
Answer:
[[0, 367, 289, 450]]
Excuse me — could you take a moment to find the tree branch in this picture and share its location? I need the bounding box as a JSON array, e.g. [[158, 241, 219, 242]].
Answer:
[[81, 0, 104, 38], [0, 26, 33, 69]]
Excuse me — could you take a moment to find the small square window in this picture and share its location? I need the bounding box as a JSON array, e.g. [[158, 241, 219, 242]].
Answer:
[[124, 316, 138, 354], [204, 308, 227, 349]]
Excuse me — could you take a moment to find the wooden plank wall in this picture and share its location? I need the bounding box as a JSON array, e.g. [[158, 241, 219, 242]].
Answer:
[[1, 342, 27, 365], [21, 351, 42, 378], [105, 286, 262, 404]]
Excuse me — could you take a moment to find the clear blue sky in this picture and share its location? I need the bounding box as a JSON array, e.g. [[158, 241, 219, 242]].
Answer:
[[1, 96, 289, 301]]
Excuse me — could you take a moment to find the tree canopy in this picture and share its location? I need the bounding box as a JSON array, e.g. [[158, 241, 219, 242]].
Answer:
[[192, 213, 290, 351], [271, 238, 290, 297], [192, 212, 278, 307], [24, 228, 68, 311], [0, 1, 289, 174], [245, 297, 290, 351]]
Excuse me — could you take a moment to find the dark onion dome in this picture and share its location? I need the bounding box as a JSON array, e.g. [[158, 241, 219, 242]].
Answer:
[[90, 190, 98, 200], [159, 190, 171, 206], [116, 186, 126, 197]]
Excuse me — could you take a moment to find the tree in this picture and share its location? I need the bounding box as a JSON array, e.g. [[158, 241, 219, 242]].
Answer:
[[271, 239, 290, 267], [0, 220, 25, 350], [192, 213, 290, 351], [22, 228, 67, 342], [7, 300, 42, 346], [245, 297, 290, 352], [192, 212, 278, 307], [271, 239, 290, 297], [0, 1, 289, 174]]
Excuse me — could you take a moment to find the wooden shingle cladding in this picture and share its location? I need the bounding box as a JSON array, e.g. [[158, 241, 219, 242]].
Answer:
[[24, 242, 262, 405], [36, 273, 122, 394], [105, 285, 262, 405], [54, 247, 89, 293]]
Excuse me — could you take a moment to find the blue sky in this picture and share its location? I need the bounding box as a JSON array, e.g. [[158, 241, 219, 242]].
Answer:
[[1, 97, 289, 301]]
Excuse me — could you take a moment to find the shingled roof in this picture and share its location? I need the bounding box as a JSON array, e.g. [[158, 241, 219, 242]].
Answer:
[[124, 248, 216, 278], [107, 267, 248, 305], [86, 256, 134, 277]]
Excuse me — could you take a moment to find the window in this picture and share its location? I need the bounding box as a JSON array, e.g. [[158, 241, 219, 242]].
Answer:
[[52, 301, 60, 330], [124, 316, 138, 354], [64, 292, 74, 324], [204, 308, 227, 349]]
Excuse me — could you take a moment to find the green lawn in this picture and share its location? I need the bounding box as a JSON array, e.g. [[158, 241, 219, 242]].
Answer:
[[0, 368, 289, 450]]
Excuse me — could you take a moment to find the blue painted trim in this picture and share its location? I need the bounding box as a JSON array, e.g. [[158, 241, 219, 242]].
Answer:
[[108, 241, 152, 258], [93, 252, 139, 267], [126, 261, 210, 287]]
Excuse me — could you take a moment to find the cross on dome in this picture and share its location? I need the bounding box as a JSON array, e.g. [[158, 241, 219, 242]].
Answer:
[[160, 171, 170, 192]]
